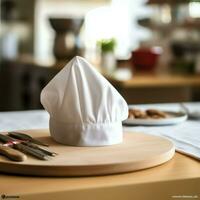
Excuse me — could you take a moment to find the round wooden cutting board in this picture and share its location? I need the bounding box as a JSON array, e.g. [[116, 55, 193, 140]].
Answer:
[[0, 129, 175, 176]]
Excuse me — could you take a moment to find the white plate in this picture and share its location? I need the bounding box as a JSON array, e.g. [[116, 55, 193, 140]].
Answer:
[[123, 111, 187, 126]]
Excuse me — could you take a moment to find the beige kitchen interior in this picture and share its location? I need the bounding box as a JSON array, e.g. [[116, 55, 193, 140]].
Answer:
[[0, 0, 200, 200]]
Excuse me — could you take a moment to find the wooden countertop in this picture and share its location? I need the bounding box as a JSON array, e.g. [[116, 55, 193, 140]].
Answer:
[[109, 74, 200, 88], [0, 152, 199, 200]]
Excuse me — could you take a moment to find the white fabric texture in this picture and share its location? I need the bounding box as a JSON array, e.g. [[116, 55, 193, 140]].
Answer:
[[40, 56, 128, 146]]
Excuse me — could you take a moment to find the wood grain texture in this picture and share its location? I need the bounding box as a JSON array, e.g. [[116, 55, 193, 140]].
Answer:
[[0, 130, 199, 199], [0, 129, 175, 176]]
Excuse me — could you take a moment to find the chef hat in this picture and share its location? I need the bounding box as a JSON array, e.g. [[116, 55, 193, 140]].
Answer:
[[41, 56, 128, 146]]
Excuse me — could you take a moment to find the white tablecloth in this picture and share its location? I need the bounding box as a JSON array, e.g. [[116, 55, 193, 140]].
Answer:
[[0, 103, 200, 160], [123, 103, 200, 160]]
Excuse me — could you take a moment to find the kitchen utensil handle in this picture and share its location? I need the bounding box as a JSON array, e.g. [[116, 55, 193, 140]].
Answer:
[[9, 132, 49, 147], [14, 143, 50, 160], [24, 142, 57, 156], [0, 145, 27, 162]]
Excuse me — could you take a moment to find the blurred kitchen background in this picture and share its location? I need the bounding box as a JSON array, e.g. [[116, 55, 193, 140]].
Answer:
[[0, 0, 200, 111]]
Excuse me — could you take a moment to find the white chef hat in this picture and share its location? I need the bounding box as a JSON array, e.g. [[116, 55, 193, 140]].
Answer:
[[40, 56, 128, 146]]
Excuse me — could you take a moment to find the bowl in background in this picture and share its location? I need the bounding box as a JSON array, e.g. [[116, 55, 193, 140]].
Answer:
[[131, 47, 162, 72]]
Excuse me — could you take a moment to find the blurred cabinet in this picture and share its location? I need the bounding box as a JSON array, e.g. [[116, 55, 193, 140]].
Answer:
[[0, 61, 59, 111]]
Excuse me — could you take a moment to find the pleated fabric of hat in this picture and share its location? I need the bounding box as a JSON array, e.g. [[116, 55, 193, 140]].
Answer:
[[40, 56, 128, 146]]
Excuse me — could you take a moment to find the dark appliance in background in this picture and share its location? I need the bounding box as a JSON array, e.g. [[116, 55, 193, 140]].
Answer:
[[170, 41, 200, 74]]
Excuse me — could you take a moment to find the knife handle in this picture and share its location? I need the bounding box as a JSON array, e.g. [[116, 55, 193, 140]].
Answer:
[[0, 145, 27, 162], [14, 143, 50, 160], [23, 142, 57, 156]]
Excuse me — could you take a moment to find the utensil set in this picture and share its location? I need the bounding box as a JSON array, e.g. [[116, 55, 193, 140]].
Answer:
[[0, 132, 57, 162]]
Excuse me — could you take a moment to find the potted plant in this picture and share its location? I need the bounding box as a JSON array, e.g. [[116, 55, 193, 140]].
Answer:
[[97, 38, 116, 75]]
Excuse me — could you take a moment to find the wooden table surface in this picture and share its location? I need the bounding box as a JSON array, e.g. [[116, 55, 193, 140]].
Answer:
[[108, 74, 200, 103], [0, 152, 199, 200], [110, 74, 200, 88]]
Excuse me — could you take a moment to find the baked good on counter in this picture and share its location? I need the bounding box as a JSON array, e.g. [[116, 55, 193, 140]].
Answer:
[[128, 108, 167, 119]]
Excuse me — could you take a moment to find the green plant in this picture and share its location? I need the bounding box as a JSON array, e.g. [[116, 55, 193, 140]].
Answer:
[[97, 38, 116, 53]]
